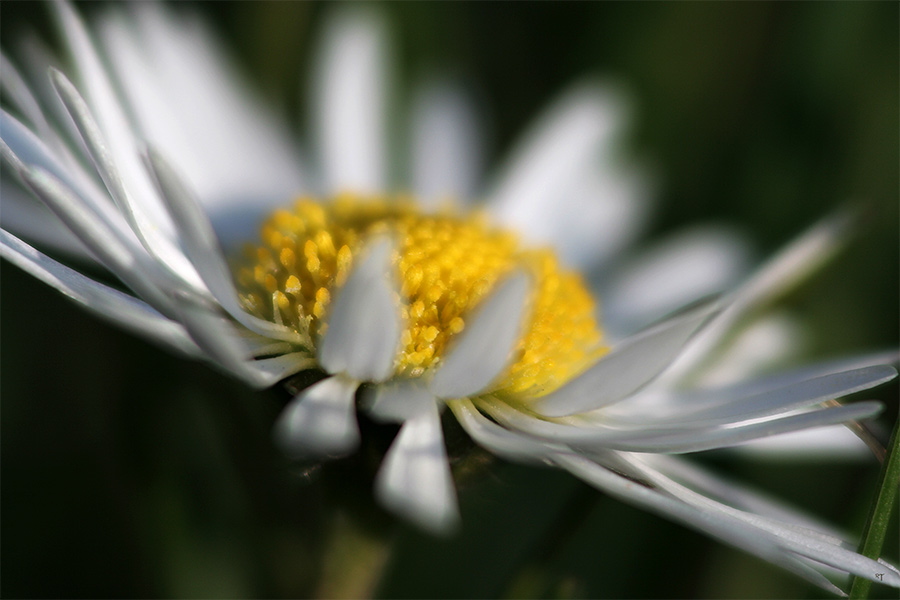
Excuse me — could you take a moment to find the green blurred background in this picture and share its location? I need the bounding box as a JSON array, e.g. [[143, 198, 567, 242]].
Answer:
[[1, 1, 898, 598]]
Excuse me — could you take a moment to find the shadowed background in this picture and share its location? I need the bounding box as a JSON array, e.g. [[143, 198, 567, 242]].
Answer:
[[2, 1, 898, 598]]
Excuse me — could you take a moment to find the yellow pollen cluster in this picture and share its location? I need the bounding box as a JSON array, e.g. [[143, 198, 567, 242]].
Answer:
[[232, 195, 605, 399]]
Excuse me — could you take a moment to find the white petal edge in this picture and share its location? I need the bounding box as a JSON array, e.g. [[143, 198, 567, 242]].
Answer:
[[311, 7, 390, 194], [19, 166, 180, 318], [0, 228, 199, 357], [486, 81, 632, 258], [318, 237, 402, 382], [143, 146, 302, 343], [429, 271, 531, 399], [410, 80, 482, 207], [602, 225, 752, 336], [532, 300, 719, 417], [374, 401, 459, 534], [659, 212, 853, 387], [275, 375, 361, 458]]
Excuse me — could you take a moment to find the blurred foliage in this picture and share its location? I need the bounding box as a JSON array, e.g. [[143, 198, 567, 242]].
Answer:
[[1, 1, 898, 598]]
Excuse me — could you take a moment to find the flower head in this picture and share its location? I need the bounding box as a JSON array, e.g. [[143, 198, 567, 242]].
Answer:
[[1, 2, 897, 595]]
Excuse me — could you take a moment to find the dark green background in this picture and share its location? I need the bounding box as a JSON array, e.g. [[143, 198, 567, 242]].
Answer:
[[1, 2, 897, 598]]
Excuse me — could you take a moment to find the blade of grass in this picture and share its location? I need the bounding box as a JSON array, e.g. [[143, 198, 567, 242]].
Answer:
[[849, 417, 900, 599]]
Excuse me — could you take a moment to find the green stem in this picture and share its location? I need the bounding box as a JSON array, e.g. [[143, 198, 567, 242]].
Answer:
[[849, 416, 900, 599]]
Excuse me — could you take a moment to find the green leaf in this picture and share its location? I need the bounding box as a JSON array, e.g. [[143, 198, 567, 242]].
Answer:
[[849, 417, 900, 600]]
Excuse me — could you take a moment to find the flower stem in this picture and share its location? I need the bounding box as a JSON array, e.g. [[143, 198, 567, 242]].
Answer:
[[849, 415, 900, 599]]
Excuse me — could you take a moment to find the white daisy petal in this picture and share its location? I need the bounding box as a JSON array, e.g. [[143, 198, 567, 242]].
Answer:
[[318, 237, 402, 382], [532, 299, 719, 417], [487, 82, 633, 260], [657, 365, 897, 427], [729, 425, 873, 460], [312, 7, 389, 194], [49, 0, 168, 235], [143, 146, 302, 344], [603, 225, 752, 335], [49, 69, 205, 289], [19, 166, 179, 318], [0, 178, 87, 258], [429, 271, 531, 399], [449, 399, 561, 464], [1, 108, 105, 212], [375, 401, 459, 534], [557, 453, 888, 593], [410, 81, 481, 207], [366, 379, 435, 424], [275, 375, 361, 458], [621, 453, 900, 587], [603, 401, 883, 454], [0, 228, 199, 357], [661, 212, 853, 385], [99, 2, 306, 231]]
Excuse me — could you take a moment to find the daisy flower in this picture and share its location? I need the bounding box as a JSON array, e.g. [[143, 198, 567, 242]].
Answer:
[[1, 2, 897, 595]]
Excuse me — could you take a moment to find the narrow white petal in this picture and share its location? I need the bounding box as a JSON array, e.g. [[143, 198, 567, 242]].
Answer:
[[555, 453, 887, 593], [0, 228, 200, 357], [318, 237, 402, 382], [166, 299, 278, 388], [0, 179, 89, 259], [729, 425, 873, 461], [50, 0, 170, 238], [143, 147, 302, 343], [601, 401, 883, 453], [620, 453, 900, 588], [366, 380, 435, 424], [100, 3, 305, 238], [312, 7, 389, 194], [50, 70, 206, 289], [550, 163, 652, 271], [275, 375, 361, 457], [662, 365, 897, 427], [19, 166, 179, 318], [486, 82, 635, 261], [603, 225, 752, 335], [410, 81, 481, 207], [375, 401, 459, 534], [1, 108, 106, 211], [429, 271, 531, 399], [690, 311, 804, 388], [448, 399, 559, 464], [532, 300, 719, 417], [646, 454, 849, 538], [661, 212, 853, 385]]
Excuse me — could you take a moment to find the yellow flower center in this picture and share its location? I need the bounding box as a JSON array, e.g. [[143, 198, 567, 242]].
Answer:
[[232, 195, 605, 399]]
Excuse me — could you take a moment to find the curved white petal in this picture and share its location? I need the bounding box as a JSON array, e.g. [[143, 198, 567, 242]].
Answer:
[[486, 81, 640, 267], [602, 225, 752, 336], [318, 237, 402, 382], [532, 300, 719, 417], [449, 399, 567, 464], [97, 3, 305, 240], [727, 425, 874, 461], [0, 228, 199, 357], [50, 69, 205, 289], [143, 147, 302, 344], [19, 166, 179, 318], [50, 0, 170, 239], [311, 7, 390, 194], [556, 452, 897, 593], [429, 271, 531, 399], [410, 80, 482, 207], [375, 401, 459, 534], [275, 375, 361, 457], [0, 178, 88, 258], [366, 379, 435, 424], [659, 212, 853, 386]]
